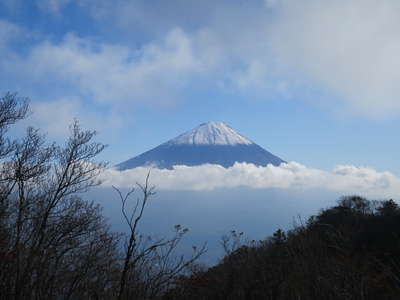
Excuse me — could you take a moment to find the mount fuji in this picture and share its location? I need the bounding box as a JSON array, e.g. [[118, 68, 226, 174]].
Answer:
[[116, 122, 285, 170]]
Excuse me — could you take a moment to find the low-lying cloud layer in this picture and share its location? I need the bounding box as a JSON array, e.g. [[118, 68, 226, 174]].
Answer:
[[101, 162, 400, 197]]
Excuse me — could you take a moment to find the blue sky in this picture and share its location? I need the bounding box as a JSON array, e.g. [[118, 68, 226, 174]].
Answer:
[[2, 0, 400, 175]]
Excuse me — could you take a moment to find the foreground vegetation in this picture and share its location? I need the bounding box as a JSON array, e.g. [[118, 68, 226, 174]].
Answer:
[[165, 196, 400, 300], [1, 93, 400, 299], [0, 93, 204, 300]]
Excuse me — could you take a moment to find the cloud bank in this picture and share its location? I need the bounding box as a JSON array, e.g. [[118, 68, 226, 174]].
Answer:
[[101, 162, 400, 198]]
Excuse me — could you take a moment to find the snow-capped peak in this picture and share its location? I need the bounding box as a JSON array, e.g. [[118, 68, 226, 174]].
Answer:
[[166, 121, 253, 146]]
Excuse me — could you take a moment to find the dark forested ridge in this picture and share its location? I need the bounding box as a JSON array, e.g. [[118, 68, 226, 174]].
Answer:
[[1, 93, 400, 300], [165, 196, 400, 300]]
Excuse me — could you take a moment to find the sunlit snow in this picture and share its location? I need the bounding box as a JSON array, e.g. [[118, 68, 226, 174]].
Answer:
[[166, 121, 253, 146]]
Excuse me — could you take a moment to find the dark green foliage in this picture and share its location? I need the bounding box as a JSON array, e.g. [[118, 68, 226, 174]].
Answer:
[[166, 196, 400, 300]]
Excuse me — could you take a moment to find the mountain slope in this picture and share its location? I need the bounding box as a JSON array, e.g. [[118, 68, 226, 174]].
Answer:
[[116, 122, 285, 170]]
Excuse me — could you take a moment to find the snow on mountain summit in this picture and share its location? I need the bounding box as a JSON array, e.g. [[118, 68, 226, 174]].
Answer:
[[166, 121, 253, 146], [115, 122, 285, 170]]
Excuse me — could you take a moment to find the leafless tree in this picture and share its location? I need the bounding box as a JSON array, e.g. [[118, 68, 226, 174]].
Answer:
[[0, 92, 205, 300], [0, 93, 119, 300], [113, 173, 206, 300], [220, 230, 246, 257]]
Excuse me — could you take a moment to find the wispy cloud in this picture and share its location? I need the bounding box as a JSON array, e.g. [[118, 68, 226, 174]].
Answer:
[[101, 162, 400, 197]]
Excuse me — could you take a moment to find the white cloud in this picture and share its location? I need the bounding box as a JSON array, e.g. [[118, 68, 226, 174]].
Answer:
[[85, 0, 400, 117], [29, 97, 82, 137], [269, 0, 400, 117], [3, 1, 400, 117], [15, 29, 205, 107], [100, 162, 400, 198], [0, 1, 280, 107], [5, 19, 278, 106], [19, 97, 123, 139]]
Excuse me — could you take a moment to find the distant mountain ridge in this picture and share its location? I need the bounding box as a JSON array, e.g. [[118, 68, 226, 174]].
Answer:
[[116, 122, 285, 170]]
